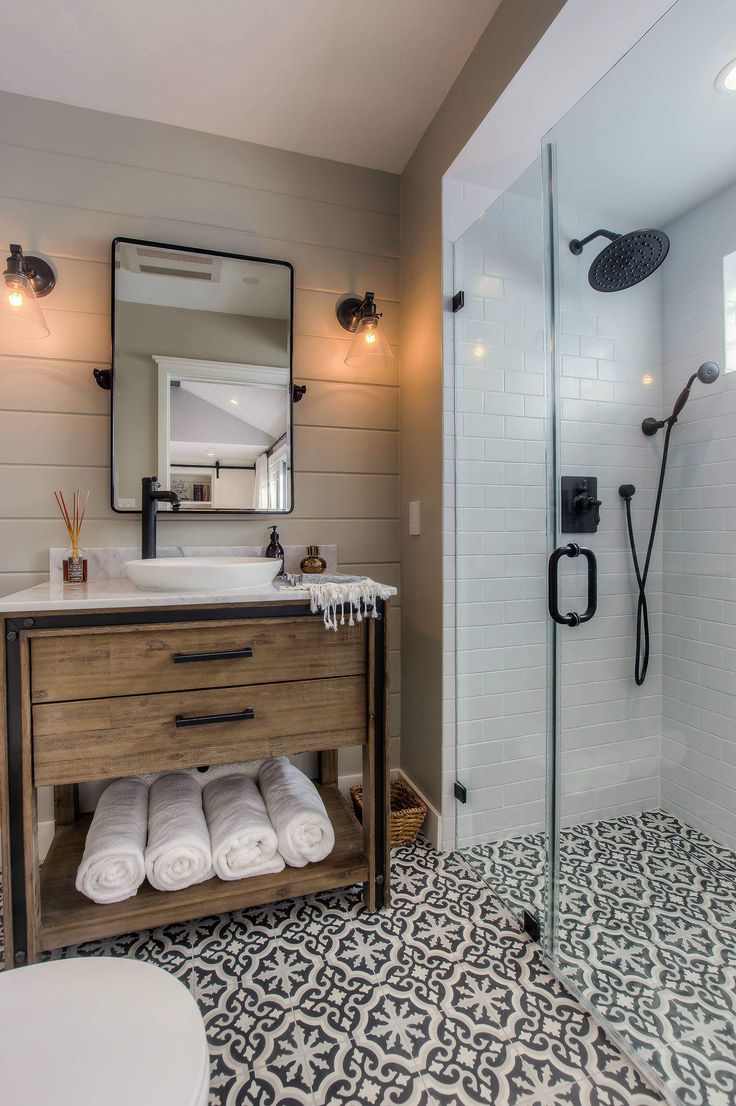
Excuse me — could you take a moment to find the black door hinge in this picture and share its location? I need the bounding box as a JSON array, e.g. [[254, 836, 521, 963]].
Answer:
[[452, 290, 464, 313], [522, 908, 540, 943], [454, 780, 467, 803]]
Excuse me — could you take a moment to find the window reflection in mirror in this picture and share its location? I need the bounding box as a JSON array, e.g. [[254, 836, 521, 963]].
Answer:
[[111, 239, 293, 512]]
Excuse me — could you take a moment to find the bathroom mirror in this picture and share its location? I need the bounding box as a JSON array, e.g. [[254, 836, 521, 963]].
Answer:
[[111, 238, 294, 513]]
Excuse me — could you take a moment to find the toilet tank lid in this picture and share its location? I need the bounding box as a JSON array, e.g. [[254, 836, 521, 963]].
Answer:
[[0, 957, 208, 1106]]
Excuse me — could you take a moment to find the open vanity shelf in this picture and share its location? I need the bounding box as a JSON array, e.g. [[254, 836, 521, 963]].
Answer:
[[1, 595, 391, 967], [39, 785, 366, 951]]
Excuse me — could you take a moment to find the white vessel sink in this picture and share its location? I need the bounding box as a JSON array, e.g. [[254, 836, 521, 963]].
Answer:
[[125, 556, 282, 592]]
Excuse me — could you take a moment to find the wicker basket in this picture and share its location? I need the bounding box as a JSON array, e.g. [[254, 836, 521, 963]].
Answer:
[[350, 779, 427, 848]]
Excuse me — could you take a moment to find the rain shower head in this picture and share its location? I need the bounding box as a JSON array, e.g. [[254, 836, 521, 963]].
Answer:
[[642, 362, 720, 436], [569, 228, 670, 292]]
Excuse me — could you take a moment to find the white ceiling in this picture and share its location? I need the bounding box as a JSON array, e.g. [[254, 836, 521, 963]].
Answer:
[[0, 0, 500, 172], [116, 247, 290, 318], [546, 0, 736, 227], [181, 380, 287, 440]]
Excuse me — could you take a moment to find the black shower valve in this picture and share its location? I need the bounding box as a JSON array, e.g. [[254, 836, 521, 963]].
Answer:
[[561, 476, 601, 534], [574, 490, 602, 528]]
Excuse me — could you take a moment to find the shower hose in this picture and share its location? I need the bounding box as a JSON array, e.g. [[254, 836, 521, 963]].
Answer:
[[622, 419, 674, 686]]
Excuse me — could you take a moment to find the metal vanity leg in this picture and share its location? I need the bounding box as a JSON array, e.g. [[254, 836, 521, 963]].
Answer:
[[371, 600, 390, 911], [4, 626, 28, 966]]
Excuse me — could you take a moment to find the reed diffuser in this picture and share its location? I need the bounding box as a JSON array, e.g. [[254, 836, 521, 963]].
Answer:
[[55, 489, 90, 583]]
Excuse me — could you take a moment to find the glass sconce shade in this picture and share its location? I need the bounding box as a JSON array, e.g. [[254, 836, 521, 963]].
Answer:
[[336, 290, 394, 369], [0, 244, 54, 340], [345, 313, 394, 368]]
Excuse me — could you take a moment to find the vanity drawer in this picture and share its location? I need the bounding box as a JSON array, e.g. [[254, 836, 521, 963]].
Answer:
[[30, 618, 366, 703], [32, 675, 367, 785]]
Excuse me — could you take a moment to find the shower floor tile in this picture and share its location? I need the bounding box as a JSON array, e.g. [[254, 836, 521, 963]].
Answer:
[[463, 810, 736, 1106], [2, 834, 661, 1106]]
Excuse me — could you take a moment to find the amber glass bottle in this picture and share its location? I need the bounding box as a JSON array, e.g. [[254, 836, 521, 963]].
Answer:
[[301, 545, 326, 574]]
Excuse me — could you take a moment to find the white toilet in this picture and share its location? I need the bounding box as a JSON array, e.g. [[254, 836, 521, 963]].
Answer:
[[0, 956, 209, 1106]]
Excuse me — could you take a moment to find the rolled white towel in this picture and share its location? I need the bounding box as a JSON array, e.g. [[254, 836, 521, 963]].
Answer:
[[145, 773, 213, 891], [189, 760, 264, 786], [75, 778, 148, 904], [258, 757, 335, 867], [135, 761, 264, 789], [203, 775, 285, 881]]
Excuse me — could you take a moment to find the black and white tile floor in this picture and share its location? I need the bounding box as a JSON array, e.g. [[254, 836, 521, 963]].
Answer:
[[46, 836, 663, 1106], [465, 810, 736, 1106]]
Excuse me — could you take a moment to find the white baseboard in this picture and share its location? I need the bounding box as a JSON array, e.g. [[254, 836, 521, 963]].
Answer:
[[38, 820, 55, 864], [337, 768, 443, 851], [397, 770, 442, 850]]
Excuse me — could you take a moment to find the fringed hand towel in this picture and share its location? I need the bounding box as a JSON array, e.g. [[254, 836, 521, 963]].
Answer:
[[281, 573, 392, 631], [258, 757, 335, 867], [203, 774, 285, 881], [75, 777, 148, 904], [145, 773, 213, 891]]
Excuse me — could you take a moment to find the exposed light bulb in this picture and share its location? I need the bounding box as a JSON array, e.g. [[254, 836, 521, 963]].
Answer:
[[641, 373, 654, 386], [364, 329, 377, 345], [8, 288, 24, 308]]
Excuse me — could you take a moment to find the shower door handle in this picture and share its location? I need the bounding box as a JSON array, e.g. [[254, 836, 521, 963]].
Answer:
[[548, 543, 597, 627]]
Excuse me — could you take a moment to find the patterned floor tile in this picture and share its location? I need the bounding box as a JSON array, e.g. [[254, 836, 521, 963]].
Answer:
[[465, 810, 736, 1106], [302, 1023, 426, 1106], [208, 1051, 315, 1106], [4, 826, 677, 1106]]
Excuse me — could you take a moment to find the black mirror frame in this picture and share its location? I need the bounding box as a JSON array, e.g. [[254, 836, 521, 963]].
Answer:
[[109, 236, 295, 516]]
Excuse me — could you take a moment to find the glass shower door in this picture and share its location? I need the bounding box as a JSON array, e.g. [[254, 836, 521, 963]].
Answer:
[[543, 3, 736, 1100], [452, 156, 559, 942]]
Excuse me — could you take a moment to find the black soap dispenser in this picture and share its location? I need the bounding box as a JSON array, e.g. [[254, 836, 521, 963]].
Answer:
[[265, 525, 284, 564]]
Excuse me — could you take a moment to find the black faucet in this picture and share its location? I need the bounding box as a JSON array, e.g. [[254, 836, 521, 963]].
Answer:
[[141, 476, 181, 559]]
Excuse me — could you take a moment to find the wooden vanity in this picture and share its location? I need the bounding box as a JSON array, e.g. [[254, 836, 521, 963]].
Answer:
[[1, 587, 391, 967]]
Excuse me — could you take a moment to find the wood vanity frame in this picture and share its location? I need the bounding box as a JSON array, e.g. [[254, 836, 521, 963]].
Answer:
[[1, 597, 391, 967]]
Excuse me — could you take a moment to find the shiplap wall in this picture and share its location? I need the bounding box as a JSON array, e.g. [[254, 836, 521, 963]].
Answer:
[[0, 91, 401, 772]]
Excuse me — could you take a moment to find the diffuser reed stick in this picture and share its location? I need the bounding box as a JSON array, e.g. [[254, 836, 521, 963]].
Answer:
[[55, 489, 90, 582]]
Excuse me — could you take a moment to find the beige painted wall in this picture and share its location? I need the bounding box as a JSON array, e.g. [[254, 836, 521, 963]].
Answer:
[[399, 0, 565, 810], [0, 90, 401, 772]]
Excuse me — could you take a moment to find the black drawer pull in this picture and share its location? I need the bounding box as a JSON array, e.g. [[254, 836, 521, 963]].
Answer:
[[175, 707, 255, 728], [172, 647, 253, 664]]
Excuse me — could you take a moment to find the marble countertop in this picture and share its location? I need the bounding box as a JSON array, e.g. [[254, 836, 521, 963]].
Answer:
[[0, 576, 397, 614]]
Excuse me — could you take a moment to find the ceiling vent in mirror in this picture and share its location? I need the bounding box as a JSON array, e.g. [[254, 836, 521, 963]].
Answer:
[[118, 244, 222, 282]]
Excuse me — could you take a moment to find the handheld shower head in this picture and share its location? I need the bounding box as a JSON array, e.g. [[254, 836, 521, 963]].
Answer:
[[641, 362, 720, 435], [697, 361, 720, 384]]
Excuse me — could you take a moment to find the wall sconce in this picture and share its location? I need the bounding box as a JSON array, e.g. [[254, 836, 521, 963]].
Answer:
[[336, 291, 394, 368], [1, 244, 56, 340]]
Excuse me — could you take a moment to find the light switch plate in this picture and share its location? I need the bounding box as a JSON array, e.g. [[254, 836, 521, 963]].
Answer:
[[408, 500, 421, 536]]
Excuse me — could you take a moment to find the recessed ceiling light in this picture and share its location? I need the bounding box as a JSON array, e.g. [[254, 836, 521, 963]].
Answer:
[[229, 397, 239, 405], [715, 57, 736, 93]]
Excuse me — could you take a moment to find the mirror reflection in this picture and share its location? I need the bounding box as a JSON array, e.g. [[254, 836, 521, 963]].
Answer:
[[112, 239, 293, 512]]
